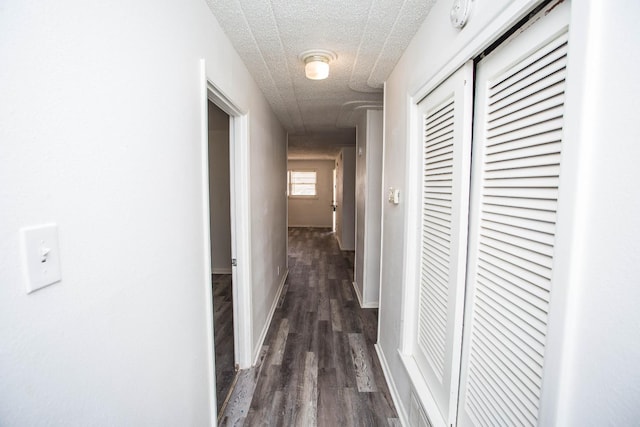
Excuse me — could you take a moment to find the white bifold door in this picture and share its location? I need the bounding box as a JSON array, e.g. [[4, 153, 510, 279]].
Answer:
[[411, 1, 570, 426], [413, 61, 473, 425], [457, 3, 569, 424]]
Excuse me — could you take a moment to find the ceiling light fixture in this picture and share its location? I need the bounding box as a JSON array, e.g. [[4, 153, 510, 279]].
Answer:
[[299, 49, 337, 80]]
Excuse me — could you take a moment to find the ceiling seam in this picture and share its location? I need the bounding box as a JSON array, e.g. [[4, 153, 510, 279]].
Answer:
[[263, 0, 308, 134], [348, 0, 378, 93], [368, 0, 409, 88], [235, 0, 301, 132]]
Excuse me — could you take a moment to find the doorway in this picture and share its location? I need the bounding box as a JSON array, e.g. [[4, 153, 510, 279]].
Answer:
[[201, 61, 253, 421], [332, 168, 337, 232], [207, 101, 235, 413]]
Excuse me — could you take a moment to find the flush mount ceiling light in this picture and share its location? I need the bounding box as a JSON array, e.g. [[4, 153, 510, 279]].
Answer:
[[299, 49, 337, 80]]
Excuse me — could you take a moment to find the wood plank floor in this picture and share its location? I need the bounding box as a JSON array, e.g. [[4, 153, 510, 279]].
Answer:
[[213, 273, 236, 413], [218, 227, 398, 426]]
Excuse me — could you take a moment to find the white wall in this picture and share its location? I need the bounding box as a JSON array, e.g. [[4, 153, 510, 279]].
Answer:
[[335, 148, 356, 251], [354, 110, 383, 307], [379, 0, 640, 425], [248, 103, 288, 356], [208, 102, 232, 274], [355, 121, 366, 298], [287, 159, 334, 228], [0, 0, 287, 425], [550, 1, 640, 424], [335, 153, 344, 243]]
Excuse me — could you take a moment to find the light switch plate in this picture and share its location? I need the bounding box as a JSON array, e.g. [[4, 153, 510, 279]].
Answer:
[[21, 224, 62, 294]]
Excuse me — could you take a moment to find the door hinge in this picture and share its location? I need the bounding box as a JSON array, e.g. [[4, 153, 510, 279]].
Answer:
[[231, 258, 237, 267]]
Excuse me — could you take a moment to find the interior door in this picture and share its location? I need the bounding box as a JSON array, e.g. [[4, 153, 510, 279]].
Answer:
[[457, 2, 570, 425], [412, 60, 473, 425]]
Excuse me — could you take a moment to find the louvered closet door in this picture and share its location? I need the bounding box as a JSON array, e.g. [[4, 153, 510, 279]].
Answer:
[[414, 61, 473, 426], [457, 2, 569, 426]]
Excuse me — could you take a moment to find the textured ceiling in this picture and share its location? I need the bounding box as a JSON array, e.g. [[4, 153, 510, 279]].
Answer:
[[205, 0, 435, 158]]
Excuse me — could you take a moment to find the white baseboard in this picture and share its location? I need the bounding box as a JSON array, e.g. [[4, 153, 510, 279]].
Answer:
[[212, 267, 232, 275], [351, 281, 379, 309], [352, 281, 364, 307], [336, 236, 355, 252], [375, 344, 409, 426], [252, 269, 289, 365], [287, 225, 332, 228]]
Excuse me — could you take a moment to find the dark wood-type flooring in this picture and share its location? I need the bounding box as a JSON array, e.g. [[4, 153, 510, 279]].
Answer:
[[213, 273, 236, 413], [218, 227, 399, 426]]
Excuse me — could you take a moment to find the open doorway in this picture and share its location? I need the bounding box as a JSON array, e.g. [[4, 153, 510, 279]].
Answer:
[[332, 167, 337, 232], [201, 62, 253, 421], [207, 101, 235, 413]]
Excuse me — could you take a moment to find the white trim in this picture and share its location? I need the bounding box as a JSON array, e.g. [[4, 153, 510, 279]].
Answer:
[[352, 281, 364, 307], [229, 111, 253, 369], [399, 351, 447, 427], [336, 235, 354, 252], [199, 60, 217, 425], [354, 122, 362, 307], [203, 60, 254, 373], [252, 269, 289, 365], [375, 344, 409, 426], [211, 268, 232, 275], [399, 89, 420, 356], [376, 82, 388, 343], [351, 281, 379, 309], [360, 110, 383, 309], [286, 135, 290, 272], [540, 1, 585, 424]]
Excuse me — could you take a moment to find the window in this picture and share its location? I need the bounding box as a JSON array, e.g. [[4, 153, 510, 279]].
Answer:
[[288, 170, 317, 197]]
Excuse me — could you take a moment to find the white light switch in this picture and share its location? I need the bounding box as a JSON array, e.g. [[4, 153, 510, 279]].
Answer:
[[21, 224, 62, 294], [388, 187, 400, 205]]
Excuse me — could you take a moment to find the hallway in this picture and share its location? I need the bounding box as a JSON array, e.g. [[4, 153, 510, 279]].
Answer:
[[219, 228, 398, 426]]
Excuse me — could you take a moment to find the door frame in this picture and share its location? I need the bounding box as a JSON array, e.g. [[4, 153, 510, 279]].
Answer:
[[200, 60, 253, 418], [332, 167, 337, 232]]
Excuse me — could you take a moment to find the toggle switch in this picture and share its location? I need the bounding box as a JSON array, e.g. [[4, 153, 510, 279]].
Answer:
[[40, 246, 51, 263], [388, 187, 400, 205], [21, 224, 62, 294]]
